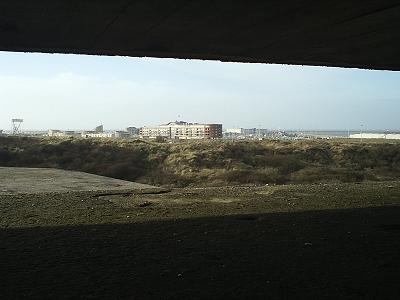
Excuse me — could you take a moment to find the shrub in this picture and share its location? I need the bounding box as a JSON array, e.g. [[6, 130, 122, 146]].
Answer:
[[0, 149, 12, 164], [1, 137, 400, 187]]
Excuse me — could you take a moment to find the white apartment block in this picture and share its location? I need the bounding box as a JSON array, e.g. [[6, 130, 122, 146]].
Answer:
[[140, 121, 222, 139], [139, 127, 171, 138]]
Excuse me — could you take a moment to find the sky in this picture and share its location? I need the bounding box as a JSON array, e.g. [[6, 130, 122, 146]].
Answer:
[[0, 51, 399, 131]]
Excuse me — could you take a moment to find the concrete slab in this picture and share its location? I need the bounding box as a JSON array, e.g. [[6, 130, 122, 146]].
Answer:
[[0, 167, 166, 195], [0, 1, 399, 70]]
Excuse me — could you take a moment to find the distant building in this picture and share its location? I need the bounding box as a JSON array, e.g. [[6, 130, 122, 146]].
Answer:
[[140, 127, 171, 139], [225, 128, 243, 134], [114, 131, 131, 138], [224, 128, 269, 138], [126, 127, 139, 136], [47, 128, 134, 139], [48, 129, 80, 137], [81, 130, 131, 139], [245, 128, 258, 136], [64, 131, 80, 136], [95, 125, 104, 133], [0, 130, 3, 136], [140, 121, 223, 139], [81, 131, 114, 138], [350, 133, 400, 140], [48, 129, 66, 137]]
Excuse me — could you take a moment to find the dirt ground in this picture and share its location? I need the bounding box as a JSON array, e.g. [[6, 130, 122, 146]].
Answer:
[[1, 181, 400, 299]]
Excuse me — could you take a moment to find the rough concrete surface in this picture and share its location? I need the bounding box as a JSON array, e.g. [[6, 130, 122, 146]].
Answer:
[[0, 167, 165, 194], [1, 181, 400, 299], [0, 1, 400, 70]]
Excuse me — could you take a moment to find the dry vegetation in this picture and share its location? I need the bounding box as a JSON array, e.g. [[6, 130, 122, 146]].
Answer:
[[1, 136, 400, 187]]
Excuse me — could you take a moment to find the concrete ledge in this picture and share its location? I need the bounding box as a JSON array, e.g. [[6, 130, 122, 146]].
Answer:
[[0, 167, 167, 195]]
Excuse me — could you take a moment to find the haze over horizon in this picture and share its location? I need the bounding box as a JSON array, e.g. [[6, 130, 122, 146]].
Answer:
[[0, 51, 399, 131]]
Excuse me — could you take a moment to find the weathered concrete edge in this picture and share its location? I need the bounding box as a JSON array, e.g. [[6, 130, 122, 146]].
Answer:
[[0, 187, 171, 197]]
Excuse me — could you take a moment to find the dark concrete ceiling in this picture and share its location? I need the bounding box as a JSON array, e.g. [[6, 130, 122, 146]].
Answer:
[[1, 0, 400, 70]]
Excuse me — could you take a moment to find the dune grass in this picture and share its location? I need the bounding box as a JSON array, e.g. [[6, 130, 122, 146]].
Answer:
[[1, 136, 400, 187]]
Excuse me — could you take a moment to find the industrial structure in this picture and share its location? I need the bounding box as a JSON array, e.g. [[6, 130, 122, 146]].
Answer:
[[11, 119, 23, 135], [140, 121, 223, 140]]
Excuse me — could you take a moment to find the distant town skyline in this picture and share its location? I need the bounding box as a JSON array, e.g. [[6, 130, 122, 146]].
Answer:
[[1, 51, 400, 131]]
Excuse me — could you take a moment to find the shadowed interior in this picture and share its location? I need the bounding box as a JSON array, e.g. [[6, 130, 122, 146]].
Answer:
[[1, 207, 399, 299]]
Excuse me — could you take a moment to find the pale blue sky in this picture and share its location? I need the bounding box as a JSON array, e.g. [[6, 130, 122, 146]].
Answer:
[[0, 51, 399, 131]]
